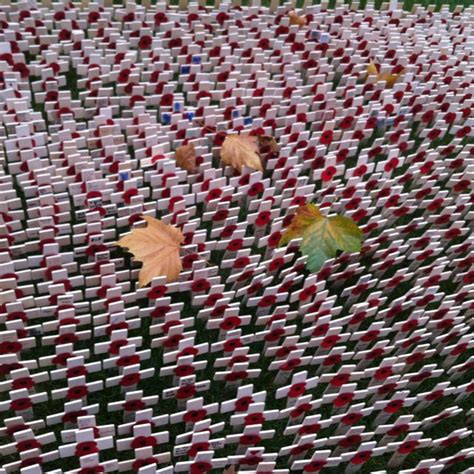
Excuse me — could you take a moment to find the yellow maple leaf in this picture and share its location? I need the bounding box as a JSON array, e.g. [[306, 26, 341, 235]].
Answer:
[[220, 134, 263, 173], [366, 61, 404, 88], [280, 203, 363, 272], [116, 215, 184, 287]]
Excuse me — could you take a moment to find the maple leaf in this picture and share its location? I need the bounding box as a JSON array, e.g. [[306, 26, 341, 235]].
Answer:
[[175, 143, 198, 173], [220, 134, 263, 173], [288, 10, 307, 27], [116, 215, 184, 287], [279, 203, 363, 272], [366, 61, 404, 88]]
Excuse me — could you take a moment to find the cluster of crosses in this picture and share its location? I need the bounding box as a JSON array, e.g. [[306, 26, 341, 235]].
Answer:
[[0, 0, 473, 473]]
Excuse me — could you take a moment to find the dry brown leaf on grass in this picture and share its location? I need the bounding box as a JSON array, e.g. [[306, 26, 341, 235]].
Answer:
[[116, 215, 184, 287], [175, 143, 198, 173], [220, 134, 263, 173], [288, 10, 307, 27], [223, 466, 236, 474]]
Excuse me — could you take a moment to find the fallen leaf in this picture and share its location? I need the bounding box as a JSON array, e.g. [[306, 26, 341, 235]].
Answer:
[[366, 61, 404, 88], [223, 466, 236, 474], [279, 203, 363, 272], [220, 134, 263, 173], [175, 143, 198, 173], [116, 215, 184, 287], [258, 135, 280, 155], [289, 10, 307, 27]]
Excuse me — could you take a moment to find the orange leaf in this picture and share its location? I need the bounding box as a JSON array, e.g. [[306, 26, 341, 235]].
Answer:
[[289, 10, 307, 27], [366, 61, 404, 88], [116, 216, 184, 287], [175, 143, 198, 173]]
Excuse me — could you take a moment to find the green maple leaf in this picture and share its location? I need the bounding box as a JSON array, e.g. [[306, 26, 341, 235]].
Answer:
[[279, 203, 363, 272]]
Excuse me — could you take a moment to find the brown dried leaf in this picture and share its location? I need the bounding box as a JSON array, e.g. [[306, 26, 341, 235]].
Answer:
[[220, 134, 263, 173], [258, 135, 280, 155], [289, 10, 307, 27], [223, 466, 236, 474], [116, 215, 184, 287], [175, 143, 198, 173]]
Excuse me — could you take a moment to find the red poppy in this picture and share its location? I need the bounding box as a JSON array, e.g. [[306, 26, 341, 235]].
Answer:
[[123, 399, 146, 412], [212, 209, 229, 222], [225, 370, 248, 382], [66, 366, 89, 378], [304, 460, 327, 472], [138, 35, 152, 49], [341, 412, 363, 425], [10, 398, 32, 411], [219, 316, 241, 331], [284, 382, 305, 398], [239, 434, 261, 446], [397, 440, 420, 454], [330, 373, 350, 387], [62, 410, 87, 423], [258, 294, 277, 308], [108, 339, 128, 355], [0, 340, 22, 354], [174, 364, 195, 377], [371, 366, 392, 381], [120, 373, 141, 387], [255, 211, 271, 227], [296, 423, 320, 437], [235, 396, 253, 412], [116, 354, 140, 367], [176, 385, 196, 400], [339, 434, 362, 448], [264, 327, 285, 342], [244, 412, 265, 425], [16, 439, 41, 452], [131, 436, 157, 449], [351, 450, 372, 465], [160, 93, 174, 107], [340, 116, 354, 129], [290, 442, 314, 456], [290, 403, 312, 418], [320, 130, 333, 145], [264, 233, 281, 250], [190, 462, 212, 474], [12, 376, 35, 390], [184, 409, 207, 423], [147, 285, 167, 299], [67, 385, 89, 400], [132, 458, 157, 472], [406, 352, 425, 364], [187, 441, 210, 457], [20, 457, 43, 468], [223, 338, 242, 352], [333, 392, 354, 407], [280, 357, 301, 371], [79, 467, 104, 474], [75, 441, 99, 457], [384, 399, 404, 413]]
